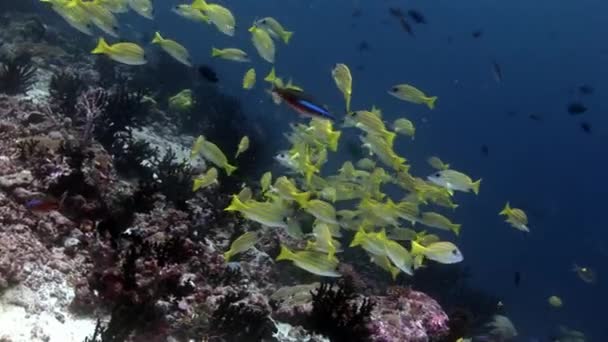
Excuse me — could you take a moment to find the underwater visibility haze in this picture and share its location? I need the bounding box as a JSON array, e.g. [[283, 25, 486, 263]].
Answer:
[[0, 0, 606, 341]]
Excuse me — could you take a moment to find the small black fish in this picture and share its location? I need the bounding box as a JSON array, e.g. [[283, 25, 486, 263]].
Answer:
[[358, 40, 370, 52], [480, 144, 489, 157], [352, 8, 363, 17], [580, 121, 592, 133], [491, 60, 502, 83], [567, 102, 587, 115], [398, 17, 415, 36], [389, 7, 405, 18], [578, 84, 594, 95], [514, 271, 521, 287], [407, 9, 426, 24], [198, 65, 219, 83], [528, 113, 542, 121], [472, 29, 483, 38]]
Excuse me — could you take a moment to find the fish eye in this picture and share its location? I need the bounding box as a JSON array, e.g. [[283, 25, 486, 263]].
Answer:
[[391, 87, 399, 92], [435, 173, 441, 177], [452, 249, 459, 255]]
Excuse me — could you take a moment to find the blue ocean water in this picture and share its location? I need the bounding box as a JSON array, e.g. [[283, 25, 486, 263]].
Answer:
[[158, 0, 607, 339], [28, 0, 607, 339]]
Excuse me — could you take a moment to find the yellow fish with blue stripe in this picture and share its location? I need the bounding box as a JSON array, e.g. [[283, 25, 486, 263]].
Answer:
[[91, 38, 147, 65], [151, 32, 192, 67]]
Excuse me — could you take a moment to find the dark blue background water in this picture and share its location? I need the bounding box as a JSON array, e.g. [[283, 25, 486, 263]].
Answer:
[[45, 0, 608, 339]]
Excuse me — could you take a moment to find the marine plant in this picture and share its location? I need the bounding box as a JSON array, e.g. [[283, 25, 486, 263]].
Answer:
[[0, 55, 37, 95], [49, 71, 85, 117], [151, 149, 195, 209], [307, 280, 375, 342]]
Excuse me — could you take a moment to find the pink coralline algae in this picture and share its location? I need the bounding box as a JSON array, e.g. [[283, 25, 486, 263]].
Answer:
[[368, 287, 449, 342]]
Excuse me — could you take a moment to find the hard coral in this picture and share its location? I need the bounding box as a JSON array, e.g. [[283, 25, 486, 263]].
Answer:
[[0, 54, 37, 95], [210, 291, 273, 341]]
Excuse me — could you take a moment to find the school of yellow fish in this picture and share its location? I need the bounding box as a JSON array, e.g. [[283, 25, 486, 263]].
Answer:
[[40, 0, 596, 338]]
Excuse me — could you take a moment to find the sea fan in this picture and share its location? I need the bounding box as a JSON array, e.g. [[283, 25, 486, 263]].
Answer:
[[0, 56, 37, 95]]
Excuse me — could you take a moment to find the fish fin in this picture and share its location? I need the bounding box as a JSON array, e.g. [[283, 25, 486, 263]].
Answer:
[[276, 245, 295, 261], [451, 224, 462, 236], [294, 192, 311, 207], [211, 47, 221, 57], [328, 131, 341, 152], [223, 250, 233, 262], [282, 31, 294, 44], [426, 96, 438, 110], [471, 179, 481, 195], [191, 0, 207, 10], [224, 164, 237, 176], [390, 266, 400, 281], [410, 240, 425, 256], [91, 37, 110, 54], [349, 229, 366, 247], [151, 31, 163, 44], [192, 179, 202, 192]]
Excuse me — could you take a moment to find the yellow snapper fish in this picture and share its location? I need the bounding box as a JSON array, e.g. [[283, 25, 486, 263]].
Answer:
[[249, 24, 276, 63], [345, 110, 396, 147], [499, 202, 529, 232], [332, 63, 353, 112], [151, 32, 192, 67], [264, 68, 304, 91], [225, 195, 289, 228], [276, 245, 341, 277], [191, 0, 235, 36], [260, 171, 272, 192], [211, 47, 250, 62], [419, 211, 461, 235], [384, 239, 414, 276], [387, 227, 418, 241], [254, 17, 293, 44], [306, 223, 341, 260], [393, 118, 415, 139], [192, 167, 218, 192], [243, 68, 256, 90], [128, 0, 153, 19], [360, 133, 406, 171], [350, 228, 391, 256], [40, 0, 94, 35], [572, 264, 596, 284], [308, 119, 341, 152], [71, 0, 119, 37], [388, 84, 438, 110], [172, 4, 209, 23], [427, 156, 450, 170], [224, 231, 261, 262], [411, 240, 463, 264], [271, 176, 310, 206], [237, 186, 253, 202], [169, 89, 193, 113], [301, 199, 339, 225], [192, 136, 237, 175], [356, 158, 376, 171], [91, 38, 146, 65], [427, 169, 481, 195], [548, 295, 563, 308], [235, 136, 250, 158]]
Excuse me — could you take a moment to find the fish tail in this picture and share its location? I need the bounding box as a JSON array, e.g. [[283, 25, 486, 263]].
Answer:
[[282, 31, 293, 44], [293, 192, 311, 207], [224, 195, 245, 212], [499, 201, 511, 216], [264, 67, 276, 82], [385, 131, 397, 147], [328, 131, 341, 152], [390, 266, 400, 281], [211, 47, 221, 57], [192, 179, 202, 192], [426, 96, 438, 110], [91, 37, 110, 54], [276, 245, 295, 261], [471, 179, 481, 195], [451, 224, 462, 236], [224, 163, 237, 176], [410, 240, 425, 256], [349, 229, 366, 247], [223, 250, 233, 262], [152, 31, 163, 44]]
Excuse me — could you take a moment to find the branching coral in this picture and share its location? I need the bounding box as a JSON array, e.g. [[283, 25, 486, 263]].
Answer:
[[49, 71, 85, 117], [0, 55, 37, 95], [307, 280, 375, 342]]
